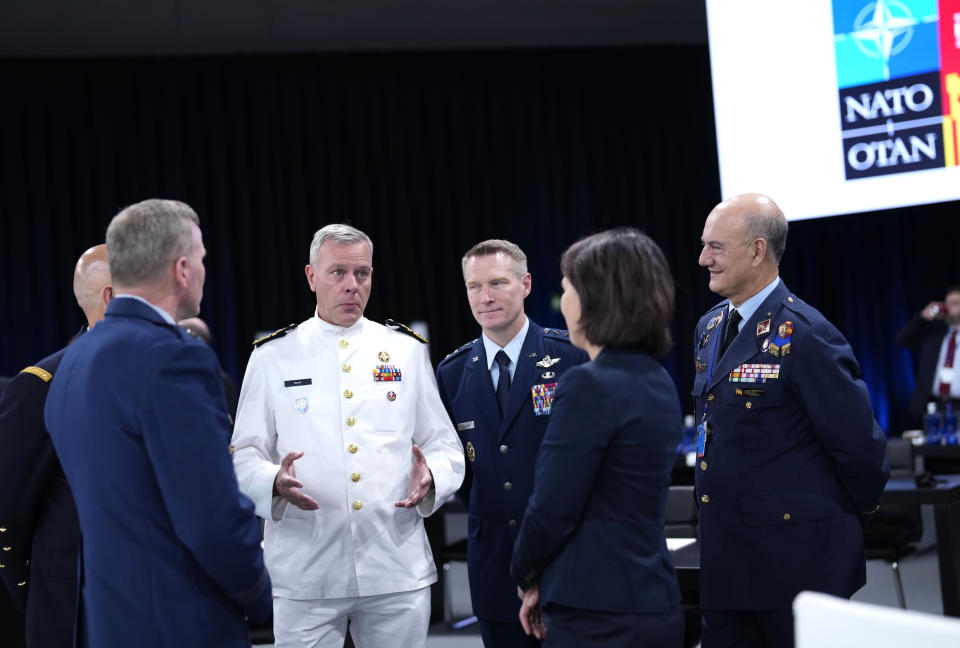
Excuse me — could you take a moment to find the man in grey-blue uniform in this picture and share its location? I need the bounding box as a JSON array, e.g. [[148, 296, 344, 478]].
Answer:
[[436, 239, 587, 648], [692, 193, 889, 648]]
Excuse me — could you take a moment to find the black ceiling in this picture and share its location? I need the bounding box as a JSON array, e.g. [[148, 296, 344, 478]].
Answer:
[[0, 0, 707, 57]]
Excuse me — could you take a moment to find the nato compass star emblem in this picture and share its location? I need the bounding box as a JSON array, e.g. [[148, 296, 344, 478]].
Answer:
[[842, 0, 934, 80]]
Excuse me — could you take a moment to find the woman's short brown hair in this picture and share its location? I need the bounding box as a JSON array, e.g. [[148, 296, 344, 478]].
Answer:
[[560, 227, 674, 356]]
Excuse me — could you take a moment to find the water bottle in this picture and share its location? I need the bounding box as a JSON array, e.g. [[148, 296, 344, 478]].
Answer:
[[926, 402, 943, 445], [681, 414, 697, 466], [944, 403, 958, 446]]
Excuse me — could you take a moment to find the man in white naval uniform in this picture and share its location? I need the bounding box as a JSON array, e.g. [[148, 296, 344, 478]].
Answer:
[[231, 224, 465, 648]]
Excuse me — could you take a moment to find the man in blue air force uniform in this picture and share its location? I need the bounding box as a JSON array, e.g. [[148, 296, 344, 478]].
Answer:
[[45, 200, 271, 647], [436, 239, 587, 647], [692, 194, 889, 648]]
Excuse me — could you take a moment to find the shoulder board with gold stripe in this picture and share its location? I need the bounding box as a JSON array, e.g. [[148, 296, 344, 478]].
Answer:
[[385, 319, 428, 344], [20, 366, 52, 382], [253, 323, 298, 348]]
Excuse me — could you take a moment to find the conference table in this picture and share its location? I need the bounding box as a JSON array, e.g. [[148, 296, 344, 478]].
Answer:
[[881, 473, 960, 616], [667, 474, 960, 617]]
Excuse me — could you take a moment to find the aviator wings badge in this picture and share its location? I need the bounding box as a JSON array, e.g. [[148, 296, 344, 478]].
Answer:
[[535, 355, 561, 368]]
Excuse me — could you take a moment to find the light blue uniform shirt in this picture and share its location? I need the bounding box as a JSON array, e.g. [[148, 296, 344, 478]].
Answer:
[[729, 277, 781, 333], [482, 316, 529, 390]]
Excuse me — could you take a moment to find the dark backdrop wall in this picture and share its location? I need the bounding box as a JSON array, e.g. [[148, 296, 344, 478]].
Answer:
[[1, 46, 957, 434]]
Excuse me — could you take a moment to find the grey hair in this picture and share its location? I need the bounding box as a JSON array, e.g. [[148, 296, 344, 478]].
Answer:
[[745, 207, 788, 265], [461, 239, 528, 279], [308, 224, 374, 266], [106, 199, 200, 287]]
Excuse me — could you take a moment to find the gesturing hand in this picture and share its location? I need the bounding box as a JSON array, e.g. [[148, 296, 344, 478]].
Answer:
[[518, 584, 546, 639], [274, 451, 320, 510], [394, 444, 434, 508]]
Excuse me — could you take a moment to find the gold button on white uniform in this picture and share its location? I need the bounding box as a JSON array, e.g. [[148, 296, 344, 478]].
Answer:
[[346, 417, 356, 427], [351, 473, 361, 482], [342, 363, 351, 372], [344, 389, 354, 399], [352, 501, 363, 511], [339, 339, 349, 349], [348, 444, 358, 454]]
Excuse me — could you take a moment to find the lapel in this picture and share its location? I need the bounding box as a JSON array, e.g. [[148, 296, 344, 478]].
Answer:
[[499, 322, 545, 439], [463, 337, 500, 427], [708, 281, 788, 392]]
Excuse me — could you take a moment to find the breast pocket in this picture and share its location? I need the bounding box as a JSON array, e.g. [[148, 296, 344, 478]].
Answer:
[[722, 388, 783, 451]]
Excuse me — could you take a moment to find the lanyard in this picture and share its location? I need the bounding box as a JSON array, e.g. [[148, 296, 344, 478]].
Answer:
[[701, 314, 724, 423]]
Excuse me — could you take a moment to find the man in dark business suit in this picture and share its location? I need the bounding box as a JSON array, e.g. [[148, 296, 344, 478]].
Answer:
[[178, 315, 240, 423], [895, 287, 960, 418], [436, 239, 587, 648], [0, 244, 112, 647], [44, 199, 271, 647], [693, 193, 889, 648]]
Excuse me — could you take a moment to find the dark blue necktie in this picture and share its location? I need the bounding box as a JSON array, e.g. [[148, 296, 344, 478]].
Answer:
[[721, 309, 742, 357], [495, 350, 511, 416]]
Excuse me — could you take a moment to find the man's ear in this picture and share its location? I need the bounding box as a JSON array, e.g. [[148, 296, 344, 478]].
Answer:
[[102, 285, 114, 306], [305, 264, 317, 292], [751, 239, 768, 267], [175, 256, 189, 288]]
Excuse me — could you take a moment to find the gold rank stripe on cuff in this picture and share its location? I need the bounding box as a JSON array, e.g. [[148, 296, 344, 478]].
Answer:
[[20, 366, 53, 382]]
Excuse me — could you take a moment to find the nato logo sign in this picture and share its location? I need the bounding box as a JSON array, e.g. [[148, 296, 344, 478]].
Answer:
[[833, 0, 960, 179]]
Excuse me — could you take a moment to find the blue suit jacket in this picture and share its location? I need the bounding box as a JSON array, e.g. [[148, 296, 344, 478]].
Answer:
[[692, 280, 889, 610], [511, 348, 683, 616], [0, 344, 80, 647], [44, 297, 271, 647], [436, 321, 587, 621]]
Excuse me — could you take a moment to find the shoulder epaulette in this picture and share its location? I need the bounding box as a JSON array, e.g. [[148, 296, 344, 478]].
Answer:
[[781, 295, 814, 323], [543, 327, 571, 339], [385, 319, 428, 344], [443, 339, 477, 360], [20, 366, 52, 382], [253, 323, 298, 348]]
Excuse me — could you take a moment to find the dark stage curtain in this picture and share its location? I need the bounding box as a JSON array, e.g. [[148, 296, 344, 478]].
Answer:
[[0, 47, 957, 434]]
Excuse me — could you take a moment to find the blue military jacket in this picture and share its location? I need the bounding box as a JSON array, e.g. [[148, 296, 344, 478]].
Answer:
[[0, 344, 80, 647], [436, 320, 587, 621], [692, 280, 889, 610], [44, 297, 271, 647]]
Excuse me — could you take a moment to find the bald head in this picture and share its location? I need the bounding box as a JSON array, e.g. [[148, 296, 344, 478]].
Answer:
[[699, 193, 787, 307], [179, 317, 212, 345], [708, 193, 788, 265], [73, 244, 113, 327]]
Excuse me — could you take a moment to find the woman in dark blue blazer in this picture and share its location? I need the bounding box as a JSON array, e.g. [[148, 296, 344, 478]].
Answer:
[[511, 228, 684, 647]]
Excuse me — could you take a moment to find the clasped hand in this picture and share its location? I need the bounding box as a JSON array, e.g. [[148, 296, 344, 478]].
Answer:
[[517, 584, 546, 639]]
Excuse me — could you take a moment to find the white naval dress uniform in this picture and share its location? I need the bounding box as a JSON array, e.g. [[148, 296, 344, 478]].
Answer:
[[231, 313, 465, 647]]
